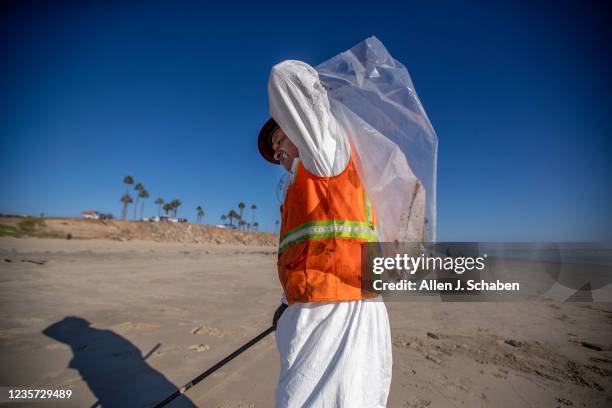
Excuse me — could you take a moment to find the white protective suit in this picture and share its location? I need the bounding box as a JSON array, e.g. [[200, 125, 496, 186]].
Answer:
[[270, 60, 393, 408]]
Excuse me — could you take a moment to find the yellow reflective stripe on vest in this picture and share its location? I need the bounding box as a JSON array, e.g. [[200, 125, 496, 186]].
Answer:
[[279, 221, 378, 253], [282, 219, 373, 239]]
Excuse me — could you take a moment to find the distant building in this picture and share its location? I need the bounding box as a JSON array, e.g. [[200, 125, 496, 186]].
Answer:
[[215, 224, 237, 229], [81, 210, 101, 220]]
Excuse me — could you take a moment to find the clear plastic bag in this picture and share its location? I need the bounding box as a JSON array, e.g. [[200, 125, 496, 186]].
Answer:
[[316, 36, 438, 242]]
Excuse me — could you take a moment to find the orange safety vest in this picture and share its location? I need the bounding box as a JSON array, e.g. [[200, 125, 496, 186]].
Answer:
[[278, 156, 379, 304]]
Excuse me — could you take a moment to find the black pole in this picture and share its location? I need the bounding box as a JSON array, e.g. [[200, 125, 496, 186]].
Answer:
[[143, 343, 162, 360], [152, 326, 275, 408]]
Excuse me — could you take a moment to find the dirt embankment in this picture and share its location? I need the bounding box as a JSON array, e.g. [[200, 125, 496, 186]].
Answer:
[[0, 216, 278, 246]]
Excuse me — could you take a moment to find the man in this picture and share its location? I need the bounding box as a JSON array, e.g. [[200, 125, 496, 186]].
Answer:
[[257, 60, 392, 408]]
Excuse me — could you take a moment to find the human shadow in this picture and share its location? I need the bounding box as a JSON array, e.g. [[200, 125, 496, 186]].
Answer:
[[43, 316, 196, 408]]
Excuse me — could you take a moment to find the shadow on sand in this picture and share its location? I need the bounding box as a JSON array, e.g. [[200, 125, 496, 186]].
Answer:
[[43, 316, 196, 408]]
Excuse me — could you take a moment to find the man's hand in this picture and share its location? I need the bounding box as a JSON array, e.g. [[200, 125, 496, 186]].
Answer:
[[273, 303, 288, 330]]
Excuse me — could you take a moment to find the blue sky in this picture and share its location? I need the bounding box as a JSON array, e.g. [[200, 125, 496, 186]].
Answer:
[[1, 1, 610, 240]]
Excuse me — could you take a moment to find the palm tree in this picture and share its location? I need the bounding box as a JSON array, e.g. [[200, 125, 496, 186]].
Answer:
[[120, 193, 133, 220], [170, 199, 182, 218], [155, 197, 164, 216], [275, 219, 280, 232], [121, 176, 134, 221], [163, 203, 172, 216], [250, 204, 257, 225], [133, 182, 144, 220], [227, 210, 239, 227], [253, 221, 259, 231], [196, 205, 204, 224], [221, 214, 227, 225], [139, 189, 149, 220], [238, 202, 245, 220], [123, 175, 134, 193], [168, 200, 176, 217], [238, 219, 246, 230]]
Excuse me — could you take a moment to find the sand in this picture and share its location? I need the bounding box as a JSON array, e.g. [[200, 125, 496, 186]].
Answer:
[[0, 237, 611, 407]]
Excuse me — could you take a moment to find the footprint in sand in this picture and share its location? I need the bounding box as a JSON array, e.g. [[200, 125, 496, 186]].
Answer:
[[188, 343, 210, 352], [190, 325, 232, 338], [111, 322, 159, 334], [404, 398, 431, 408]]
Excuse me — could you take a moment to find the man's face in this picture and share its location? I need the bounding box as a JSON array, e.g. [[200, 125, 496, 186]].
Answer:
[[270, 127, 299, 171]]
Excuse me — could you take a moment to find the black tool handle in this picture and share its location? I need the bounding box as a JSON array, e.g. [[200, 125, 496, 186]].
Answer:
[[153, 326, 275, 408]]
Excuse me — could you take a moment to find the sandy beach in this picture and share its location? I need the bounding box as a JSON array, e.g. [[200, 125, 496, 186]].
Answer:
[[1, 236, 611, 407]]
